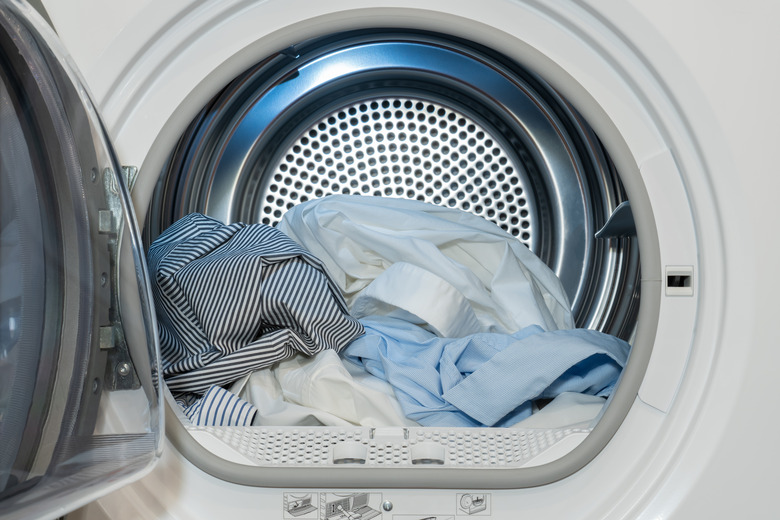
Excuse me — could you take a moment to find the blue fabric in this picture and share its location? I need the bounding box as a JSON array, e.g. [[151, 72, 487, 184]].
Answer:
[[343, 316, 631, 427]]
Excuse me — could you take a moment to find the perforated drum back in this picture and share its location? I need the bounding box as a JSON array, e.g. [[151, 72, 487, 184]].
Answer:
[[264, 96, 535, 247]]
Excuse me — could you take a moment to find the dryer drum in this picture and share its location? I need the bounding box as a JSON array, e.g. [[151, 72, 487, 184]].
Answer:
[[148, 30, 640, 338]]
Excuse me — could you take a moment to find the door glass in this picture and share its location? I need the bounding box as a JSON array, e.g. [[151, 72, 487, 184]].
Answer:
[[0, 1, 162, 518]]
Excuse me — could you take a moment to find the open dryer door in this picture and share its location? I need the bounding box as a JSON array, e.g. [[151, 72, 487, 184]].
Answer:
[[0, 1, 162, 519]]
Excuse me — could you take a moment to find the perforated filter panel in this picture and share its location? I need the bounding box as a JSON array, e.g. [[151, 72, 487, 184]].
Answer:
[[262, 96, 536, 247], [195, 426, 590, 467]]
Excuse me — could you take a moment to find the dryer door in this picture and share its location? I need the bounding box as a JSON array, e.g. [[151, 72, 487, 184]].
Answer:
[[0, 2, 162, 519]]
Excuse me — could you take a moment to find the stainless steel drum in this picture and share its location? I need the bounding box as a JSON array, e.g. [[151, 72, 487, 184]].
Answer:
[[147, 30, 640, 338]]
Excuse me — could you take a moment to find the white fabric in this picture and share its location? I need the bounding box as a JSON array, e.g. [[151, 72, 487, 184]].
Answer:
[[230, 351, 606, 429], [351, 262, 482, 337], [510, 392, 607, 429], [277, 195, 573, 334], [230, 350, 418, 427]]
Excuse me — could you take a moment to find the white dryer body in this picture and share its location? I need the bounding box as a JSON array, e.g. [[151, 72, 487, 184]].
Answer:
[[6, 0, 779, 518]]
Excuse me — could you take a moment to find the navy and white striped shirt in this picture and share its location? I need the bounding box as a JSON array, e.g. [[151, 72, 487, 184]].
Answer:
[[148, 213, 364, 423]]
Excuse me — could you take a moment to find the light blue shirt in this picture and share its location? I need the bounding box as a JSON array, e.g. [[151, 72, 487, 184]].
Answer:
[[343, 316, 631, 427]]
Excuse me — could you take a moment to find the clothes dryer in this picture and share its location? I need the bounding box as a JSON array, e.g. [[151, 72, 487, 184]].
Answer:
[[1, 0, 778, 518]]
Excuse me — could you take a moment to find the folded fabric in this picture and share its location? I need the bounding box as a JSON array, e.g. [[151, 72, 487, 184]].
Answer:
[[277, 195, 573, 334], [510, 392, 607, 430], [177, 385, 257, 427], [229, 350, 417, 427], [344, 316, 630, 427], [147, 213, 365, 398]]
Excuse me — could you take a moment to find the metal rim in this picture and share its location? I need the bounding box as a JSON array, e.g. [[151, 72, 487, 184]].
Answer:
[[148, 30, 640, 337]]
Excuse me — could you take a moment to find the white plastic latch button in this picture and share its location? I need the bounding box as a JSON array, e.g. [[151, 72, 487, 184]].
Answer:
[[332, 441, 367, 464], [410, 442, 446, 465]]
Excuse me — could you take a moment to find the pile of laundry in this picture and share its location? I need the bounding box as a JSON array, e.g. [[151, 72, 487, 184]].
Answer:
[[147, 195, 630, 429]]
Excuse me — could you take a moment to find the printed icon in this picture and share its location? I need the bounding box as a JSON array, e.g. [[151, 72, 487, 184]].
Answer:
[[457, 493, 489, 516], [285, 493, 318, 518], [323, 492, 382, 519]]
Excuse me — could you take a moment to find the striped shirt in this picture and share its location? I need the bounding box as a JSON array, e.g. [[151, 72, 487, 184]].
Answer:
[[176, 385, 258, 427], [148, 213, 364, 424]]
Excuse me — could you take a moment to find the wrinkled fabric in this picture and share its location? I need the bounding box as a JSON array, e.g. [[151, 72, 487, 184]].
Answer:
[[229, 352, 606, 429], [344, 316, 630, 427], [510, 392, 607, 430], [277, 195, 573, 334], [177, 385, 257, 427], [229, 350, 417, 427], [148, 213, 365, 423]]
